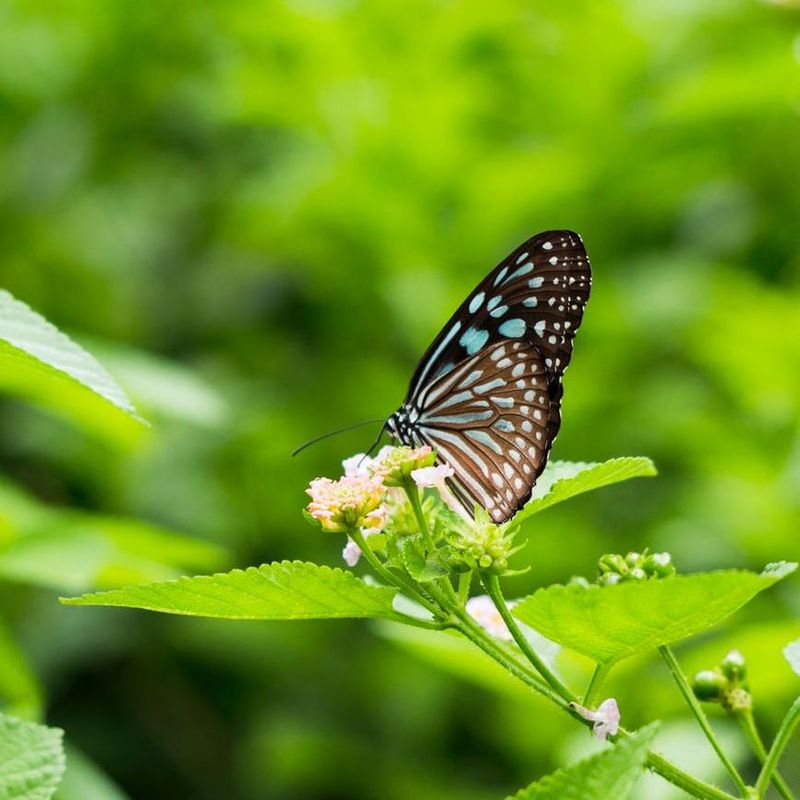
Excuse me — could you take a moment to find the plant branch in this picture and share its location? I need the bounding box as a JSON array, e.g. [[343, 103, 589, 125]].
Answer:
[[659, 646, 750, 797], [482, 572, 575, 703], [738, 711, 794, 800], [754, 695, 800, 799], [583, 662, 611, 706]]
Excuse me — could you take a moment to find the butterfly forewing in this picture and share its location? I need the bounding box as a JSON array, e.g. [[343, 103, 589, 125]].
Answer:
[[390, 229, 591, 523], [406, 230, 590, 405]]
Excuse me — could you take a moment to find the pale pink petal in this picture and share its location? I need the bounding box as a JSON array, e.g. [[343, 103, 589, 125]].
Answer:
[[411, 463, 454, 488], [342, 538, 362, 567], [466, 595, 513, 641], [570, 698, 620, 741]]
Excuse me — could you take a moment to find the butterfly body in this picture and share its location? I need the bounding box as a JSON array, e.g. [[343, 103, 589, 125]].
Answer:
[[386, 230, 591, 523]]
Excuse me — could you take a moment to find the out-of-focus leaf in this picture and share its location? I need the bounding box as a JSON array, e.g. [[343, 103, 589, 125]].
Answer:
[[62, 561, 402, 621], [0, 478, 226, 592], [0, 616, 42, 720], [0, 290, 145, 446], [81, 338, 229, 428], [513, 563, 797, 666], [514, 458, 657, 523], [55, 745, 129, 800], [0, 712, 65, 800], [507, 724, 658, 800], [784, 639, 800, 677]]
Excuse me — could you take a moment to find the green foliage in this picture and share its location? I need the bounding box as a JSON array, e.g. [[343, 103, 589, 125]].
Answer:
[[515, 459, 657, 522], [0, 713, 65, 800], [506, 725, 658, 800], [400, 537, 448, 583], [513, 563, 797, 666], [54, 746, 129, 800], [0, 291, 143, 446], [0, 478, 226, 592], [62, 561, 401, 621], [0, 617, 42, 719]]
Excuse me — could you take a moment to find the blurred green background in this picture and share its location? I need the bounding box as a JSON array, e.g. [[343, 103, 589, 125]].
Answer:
[[1, 0, 800, 797]]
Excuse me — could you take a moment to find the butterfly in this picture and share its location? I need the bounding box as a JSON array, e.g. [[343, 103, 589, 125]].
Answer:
[[385, 230, 591, 523]]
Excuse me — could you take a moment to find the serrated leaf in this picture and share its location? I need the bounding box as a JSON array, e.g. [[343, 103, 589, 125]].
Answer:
[[61, 561, 401, 621], [0, 290, 144, 445], [513, 563, 797, 666], [514, 458, 657, 522], [784, 639, 800, 676], [507, 724, 658, 800], [0, 712, 65, 800], [400, 537, 448, 583]]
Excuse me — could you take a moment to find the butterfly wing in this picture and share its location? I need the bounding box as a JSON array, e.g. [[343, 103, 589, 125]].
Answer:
[[405, 230, 591, 409], [407, 340, 555, 522], [398, 230, 591, 522]]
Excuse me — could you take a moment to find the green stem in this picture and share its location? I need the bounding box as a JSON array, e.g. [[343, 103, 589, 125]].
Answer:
[[403, 480, 435, 551], [584, 662, 611, 706], [754, 696, 800, 799], [659, 646, 750, 797], [482, 572, 575, 704], [443, 589, 737, 800], [457, 572, 472, 605], [738, 711, 794, 800], [350, 529, 441, 618], [645, 751, 740, 800]]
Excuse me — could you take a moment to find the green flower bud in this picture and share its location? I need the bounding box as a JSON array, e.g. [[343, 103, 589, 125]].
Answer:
[[598, 553, 628, 575], [721, 649, 747, 683], [625, 551, 642, 567], [644, 551, 676, 578], [629, 567, 647, 581], [691, 669, 728, 702], [722, 687, 752, 714]]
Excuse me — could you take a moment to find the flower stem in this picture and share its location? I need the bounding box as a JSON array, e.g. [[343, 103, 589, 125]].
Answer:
[[457, 572, 472, 604], [350, 529, 441, 618], [442, 589, 737, 800], [583, 662, 611, 706], [482, 572, 575, 704], [754, 695, 800, 799], [403, 480, 435, 551], [737, 711, 794, 800], [659, 646, 750, 797]]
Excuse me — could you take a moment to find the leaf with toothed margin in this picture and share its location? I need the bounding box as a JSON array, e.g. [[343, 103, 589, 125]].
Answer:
[[0, 290, 145, 445], [506, 724, 658, 800], [513, 563, 797, 666], [514, 458, 657, 523], [60, 561, 403, 621]]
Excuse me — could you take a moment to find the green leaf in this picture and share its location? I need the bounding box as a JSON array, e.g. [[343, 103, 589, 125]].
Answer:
[[515, 458, 657, 522], [513, 562, 797, 666], [784, 639, 800, 677], [0, 616, 43, 719], [0, 290, 144, 446], [55, 745, 129, 800], [61, 561, 401, 621], [507, 724, 658, 800], [0, 478, 226, 592], [0, 712, 65, 800], [400, 537, 448, 583]]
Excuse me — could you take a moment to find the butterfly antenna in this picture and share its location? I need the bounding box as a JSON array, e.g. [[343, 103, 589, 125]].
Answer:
[[360, 421, 388, 464], [291, 418, 386, 457]]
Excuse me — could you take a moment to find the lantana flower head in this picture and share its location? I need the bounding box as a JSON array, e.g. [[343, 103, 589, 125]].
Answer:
[[570, 698, 620, 741], [306, 474, 387, 534], [374, 445, 435, 486]]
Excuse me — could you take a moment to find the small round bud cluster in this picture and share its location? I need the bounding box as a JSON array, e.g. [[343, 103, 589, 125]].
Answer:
[[374, 445, 436, 487], [597, 550, 676, 585], [445, 510, 520, 575], [691, 649, 752, 713]]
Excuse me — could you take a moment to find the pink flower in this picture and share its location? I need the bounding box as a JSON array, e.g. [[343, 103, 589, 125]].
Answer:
[[306, 474, 387, 534], [342, 538, 363, 567], [466, 594, 514, 641], [411, 460, 468, 518], [373, 445, 435, 486], [570, 698, 620, 741], [342, 453, 373, 479]]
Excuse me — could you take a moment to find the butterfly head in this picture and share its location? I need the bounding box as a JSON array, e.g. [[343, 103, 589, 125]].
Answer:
[[385, 404, 417, 445]]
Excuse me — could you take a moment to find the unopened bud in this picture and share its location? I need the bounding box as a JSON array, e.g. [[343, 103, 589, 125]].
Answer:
[[721, 649, 747, 683], [691, 669, 727, 702]]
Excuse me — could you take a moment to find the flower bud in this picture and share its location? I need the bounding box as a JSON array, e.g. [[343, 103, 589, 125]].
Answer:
[[629, 567, 647, 581], [644, 552, 676, 578], [691, 669, 727, 702], [722, 687, 753, 714], [625, 551, 641, 567], [598, 554, 628, 576], [721, 649, 747, 683], [374, 445, 436, 487], [445, 508, 520, 575]]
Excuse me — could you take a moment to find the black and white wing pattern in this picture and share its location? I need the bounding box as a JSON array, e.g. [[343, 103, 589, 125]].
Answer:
[[386, 230, 591, 523]]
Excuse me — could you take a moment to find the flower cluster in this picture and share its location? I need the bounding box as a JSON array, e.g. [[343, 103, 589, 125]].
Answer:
[[691, 649, 752, 713], [445, 508, 522, 575], [306, 474, 387, 534], [596, 549, 676, 585]]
